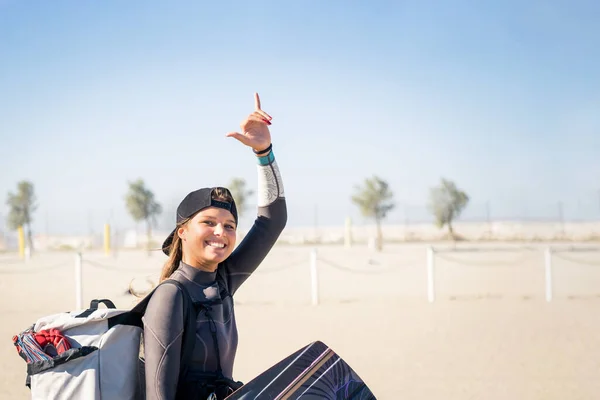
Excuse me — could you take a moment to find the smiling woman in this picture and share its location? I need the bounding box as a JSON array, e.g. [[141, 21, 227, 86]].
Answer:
[[141, 93, 287, 400], [183, 205, 237, 266], [158, 187, 240, 280]]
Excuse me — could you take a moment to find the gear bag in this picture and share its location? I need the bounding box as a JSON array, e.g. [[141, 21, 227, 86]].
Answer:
[[12, 279, 197, 400]]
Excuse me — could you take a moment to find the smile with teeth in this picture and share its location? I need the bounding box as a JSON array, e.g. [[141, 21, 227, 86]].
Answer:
[[206, 241, 227, 249]]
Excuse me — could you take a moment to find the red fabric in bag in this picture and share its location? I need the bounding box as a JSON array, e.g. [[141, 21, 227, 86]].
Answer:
[[34, 329, 71, 357]]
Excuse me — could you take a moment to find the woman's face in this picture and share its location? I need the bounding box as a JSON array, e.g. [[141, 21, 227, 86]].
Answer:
[[178, 207, 237, 270]]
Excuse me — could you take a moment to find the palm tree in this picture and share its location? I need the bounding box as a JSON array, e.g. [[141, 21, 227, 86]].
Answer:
[[6, 180, 37, 253], [351, 176, 395, 251], [125, 179, 162, 254], [428, 178, 469, 239], [228, 177, 254, 218]]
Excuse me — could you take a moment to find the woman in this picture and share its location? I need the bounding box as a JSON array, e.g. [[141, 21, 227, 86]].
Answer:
[[142, 93, 287, 399]]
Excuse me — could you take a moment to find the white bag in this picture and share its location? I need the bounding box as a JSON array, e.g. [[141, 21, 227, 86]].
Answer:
[[14, 279, 195, 400], [23, 298, 145, 400]]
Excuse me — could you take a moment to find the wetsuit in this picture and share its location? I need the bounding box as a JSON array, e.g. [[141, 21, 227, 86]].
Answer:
[[142, 152, 286, 399]]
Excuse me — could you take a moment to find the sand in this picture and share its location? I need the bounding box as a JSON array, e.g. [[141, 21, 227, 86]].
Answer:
[[1, 242, 599, 399]]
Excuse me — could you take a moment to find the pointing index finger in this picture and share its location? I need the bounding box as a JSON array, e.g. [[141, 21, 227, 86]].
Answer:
[[254, 92, 261, 110]]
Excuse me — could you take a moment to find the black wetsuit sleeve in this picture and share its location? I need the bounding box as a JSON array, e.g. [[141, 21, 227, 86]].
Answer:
[[142, 283, 185, 400], [224, 152, 287, 294]]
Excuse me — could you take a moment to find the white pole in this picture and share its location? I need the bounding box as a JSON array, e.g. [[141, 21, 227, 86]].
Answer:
[[427, 246, 435, 303], [75, 252, 83, 310], [310, 248, 319, 306], [344, 217, 352, 248], [545, 246, 552, 302]]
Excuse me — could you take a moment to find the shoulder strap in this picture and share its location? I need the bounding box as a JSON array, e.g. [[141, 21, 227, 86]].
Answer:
[[163, 280, 199, 381], [132, 279, 199, 387], [216, 266, 231, 300]]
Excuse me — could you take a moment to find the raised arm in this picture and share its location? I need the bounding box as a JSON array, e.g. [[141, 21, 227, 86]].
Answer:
[[225, 150, 286, 293], [223, 93, 287, 294], [142, 283, 185, 400]]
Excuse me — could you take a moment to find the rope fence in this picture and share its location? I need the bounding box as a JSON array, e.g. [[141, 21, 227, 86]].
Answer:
[[426, 245, 600, 303], [82, 258, 157, 273], [254, 258, 308, 274], [1, 245, 599, 307], [316, 257, 399, 274], [0, 260, 71, 275], [434, 251, 536, 267], [551, 252, 600, 267]]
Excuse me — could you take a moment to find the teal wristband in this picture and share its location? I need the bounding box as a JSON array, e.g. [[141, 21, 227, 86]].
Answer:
[[257, 151, 275, 166]]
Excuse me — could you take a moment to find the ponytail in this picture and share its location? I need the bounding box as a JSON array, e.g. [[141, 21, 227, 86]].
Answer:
[[160, 233, 183, 282]]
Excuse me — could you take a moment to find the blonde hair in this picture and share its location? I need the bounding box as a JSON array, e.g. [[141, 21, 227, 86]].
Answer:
[[212, 187, 234, 204], [159, 187, 235, 282]]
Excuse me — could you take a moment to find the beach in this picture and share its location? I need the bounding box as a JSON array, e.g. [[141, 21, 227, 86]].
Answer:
[[1, 242, 599, 399]]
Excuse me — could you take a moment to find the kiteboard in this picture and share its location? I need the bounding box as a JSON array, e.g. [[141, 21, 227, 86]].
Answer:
[[226, 340, 376, 399]]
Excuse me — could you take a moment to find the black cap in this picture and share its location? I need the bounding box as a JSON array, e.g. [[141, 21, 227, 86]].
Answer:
[[162, 187, 238, 255]]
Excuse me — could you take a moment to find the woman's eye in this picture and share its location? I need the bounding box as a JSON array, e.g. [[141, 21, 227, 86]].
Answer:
[[203, 220, 215, 226], [226, 225, 235, 230]]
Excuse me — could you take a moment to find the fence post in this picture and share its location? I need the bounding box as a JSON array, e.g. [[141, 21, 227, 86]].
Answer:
[[75, 252, 83, 310], [344, 217, 353, 248], [545, 246, 552, 302], [18, 226, 25, 259], [104, 223, 111, 256], [310, 248, 319, 306], [427, 246, 435, 303]]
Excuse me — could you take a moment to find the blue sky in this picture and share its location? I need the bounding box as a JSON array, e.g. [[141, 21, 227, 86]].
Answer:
[[1, 0, 599, 235]]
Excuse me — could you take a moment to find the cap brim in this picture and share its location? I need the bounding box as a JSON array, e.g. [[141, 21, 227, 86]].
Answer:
[[162, 228, 177, 256]]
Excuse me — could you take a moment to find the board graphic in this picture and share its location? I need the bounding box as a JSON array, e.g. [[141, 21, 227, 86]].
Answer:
[[226, 341, 376, 399]]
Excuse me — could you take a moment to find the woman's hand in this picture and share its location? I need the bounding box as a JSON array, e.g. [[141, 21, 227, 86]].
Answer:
[[226, 93, 273, 153]]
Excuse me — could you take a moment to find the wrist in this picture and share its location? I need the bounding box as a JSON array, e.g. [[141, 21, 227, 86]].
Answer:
[[253, 143, 272, 156], [256, 149, 275, 166]]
